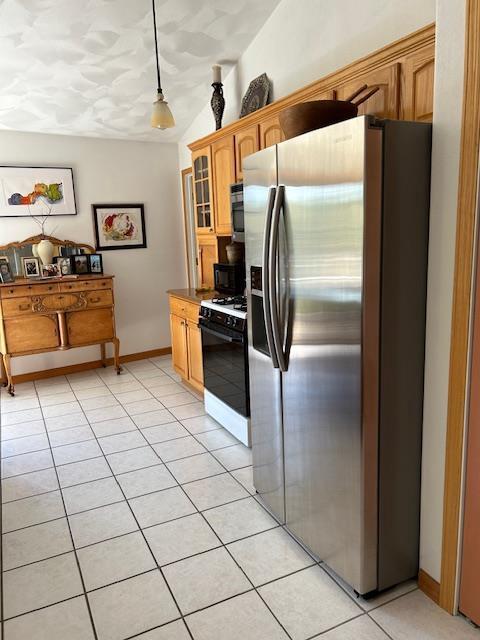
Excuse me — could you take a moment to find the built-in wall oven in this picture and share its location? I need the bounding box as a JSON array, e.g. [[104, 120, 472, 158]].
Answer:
[[199, 298, 250, 445], [230, 182, 244, 242]]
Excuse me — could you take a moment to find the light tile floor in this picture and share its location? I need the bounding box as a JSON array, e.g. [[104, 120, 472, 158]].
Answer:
[[0, 355, 479, 640]]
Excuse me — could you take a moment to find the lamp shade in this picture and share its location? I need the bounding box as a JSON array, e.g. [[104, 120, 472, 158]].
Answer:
[[151, 93, 175, 129]]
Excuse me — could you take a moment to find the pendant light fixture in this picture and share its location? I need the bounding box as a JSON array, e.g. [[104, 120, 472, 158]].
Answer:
[[150, 0, 175, 129]]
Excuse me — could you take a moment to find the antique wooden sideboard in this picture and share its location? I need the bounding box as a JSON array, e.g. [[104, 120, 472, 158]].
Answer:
[[0, 235, 121, 395]]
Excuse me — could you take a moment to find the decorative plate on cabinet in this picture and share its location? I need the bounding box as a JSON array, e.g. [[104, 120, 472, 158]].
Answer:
[[239, 73, 271, 118]]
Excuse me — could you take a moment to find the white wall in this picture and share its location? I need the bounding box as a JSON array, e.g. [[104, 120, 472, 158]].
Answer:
[[420, 0, 466, 583], [0, 131, 186, 375], [179, 0, 436, 166], [178, 0, 468, 585]]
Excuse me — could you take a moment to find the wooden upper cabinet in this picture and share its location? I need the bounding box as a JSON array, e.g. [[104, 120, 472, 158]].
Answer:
[[192, 146, 215, 235], [197, 235, 217, 289], [211, 136, 236, 235], [235, 125, 259, 180], [402, 44, 435, 122], [335, 63, 401, 119], [259, 115, 285, 149]]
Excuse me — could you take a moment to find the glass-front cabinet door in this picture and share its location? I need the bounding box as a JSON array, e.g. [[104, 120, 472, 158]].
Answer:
[[192, 146, 215, 235]]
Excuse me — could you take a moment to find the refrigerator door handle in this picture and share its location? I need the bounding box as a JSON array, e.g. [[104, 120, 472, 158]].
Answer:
[[262, 186, 279, 369], [269, 184, 287, 372]]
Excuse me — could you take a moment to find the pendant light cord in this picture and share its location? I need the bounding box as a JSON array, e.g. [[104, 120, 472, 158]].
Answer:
[[152, 0, 162, 94]]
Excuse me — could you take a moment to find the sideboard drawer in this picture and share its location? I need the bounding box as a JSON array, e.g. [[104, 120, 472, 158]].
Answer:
[[4, 315, 59, 354], [2, 297, 33, 317], [59, 279, 112, 292], [32, 293, 85, 312], [1, 283, 59, 298], [85, 290, 113, 308]]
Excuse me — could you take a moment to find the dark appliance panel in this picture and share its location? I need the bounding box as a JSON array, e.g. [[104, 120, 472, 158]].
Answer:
[[213, 262, 246, 296]]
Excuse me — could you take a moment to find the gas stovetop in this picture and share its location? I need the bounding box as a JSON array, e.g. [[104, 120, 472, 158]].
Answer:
[[212, 295, 247, 312], [200, 295, 247, 320]]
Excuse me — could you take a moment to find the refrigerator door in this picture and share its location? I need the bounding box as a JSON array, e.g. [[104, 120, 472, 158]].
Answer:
[[244, 146, 285, 523], [278, 117, 382, 593]]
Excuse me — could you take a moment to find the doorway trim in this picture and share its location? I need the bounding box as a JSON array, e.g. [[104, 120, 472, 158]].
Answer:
[[440, 0, 480, 613]]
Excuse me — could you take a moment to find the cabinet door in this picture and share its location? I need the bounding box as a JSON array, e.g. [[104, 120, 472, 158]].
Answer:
[[235, 125, 259, 180], [197, 236, 218, 289], [67, 308, 114, 345], [259, 115, 285, 149], [170, 313, 188, 378], [211, 136, 236, 235], [186, 320, 204, 391], [402, 44, 435, 122], [4, 315, 59, 354], [192, 146, 215, 235], [335, 63, 400, 119]]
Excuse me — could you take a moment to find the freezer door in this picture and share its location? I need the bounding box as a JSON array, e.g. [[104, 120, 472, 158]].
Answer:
[[244, 146, 285, 523], [278, 117, 382, 593]]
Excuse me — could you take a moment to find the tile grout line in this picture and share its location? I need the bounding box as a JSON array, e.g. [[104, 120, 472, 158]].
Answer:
[[126, 362, 302, 638], [1, 359, 419, 639], [33, 383, 100, 640], [137, 360, 424, 634], [66, 370, 197, 640], [1, 387, 5, 640]]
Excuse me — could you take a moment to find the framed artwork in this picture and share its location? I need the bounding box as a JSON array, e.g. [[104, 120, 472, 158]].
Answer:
[[54, 256, 73, 276], [73, 255, 89, 274], [0, 261, 14, 283], [0, 166, 77, 218], [88, 254, 103, 274], [22, 257, 41, 278], [92, 204, 146, 250], [41, 263, 60, 278]]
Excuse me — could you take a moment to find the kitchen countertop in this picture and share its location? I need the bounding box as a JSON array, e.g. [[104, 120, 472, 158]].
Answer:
[[167, 288, 217, 305]]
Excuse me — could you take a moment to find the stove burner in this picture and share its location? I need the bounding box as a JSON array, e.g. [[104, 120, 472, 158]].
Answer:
[[212, 295, 246, 309]]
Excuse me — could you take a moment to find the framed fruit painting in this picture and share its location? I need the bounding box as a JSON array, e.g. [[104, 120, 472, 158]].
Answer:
[[92, 204, 146, 251]]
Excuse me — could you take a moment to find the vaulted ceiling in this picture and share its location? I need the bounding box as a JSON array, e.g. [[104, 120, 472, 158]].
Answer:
[[0, 0, 281, 142]]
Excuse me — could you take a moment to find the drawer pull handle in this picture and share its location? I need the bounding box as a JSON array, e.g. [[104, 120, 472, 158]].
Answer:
[[19, 304, 30, 311], [90, 297, 101, 303]]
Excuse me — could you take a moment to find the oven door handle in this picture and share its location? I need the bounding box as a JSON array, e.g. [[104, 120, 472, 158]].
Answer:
[[200, 323, 244, 344], [262, 185, 279, 369]]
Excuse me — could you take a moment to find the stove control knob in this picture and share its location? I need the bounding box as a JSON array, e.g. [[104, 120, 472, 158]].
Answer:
[[232, 317, 237, 327]]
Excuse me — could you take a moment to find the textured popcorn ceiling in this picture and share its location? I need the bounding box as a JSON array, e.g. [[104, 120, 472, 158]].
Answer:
[[0, 0, 281, 142]]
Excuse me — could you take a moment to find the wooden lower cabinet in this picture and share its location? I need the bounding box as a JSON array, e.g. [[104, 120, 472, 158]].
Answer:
[[170, 312, 189, 379], [169, 295, 203, 392], [186, 320, 203, 390], [0, 275, 121, 395]]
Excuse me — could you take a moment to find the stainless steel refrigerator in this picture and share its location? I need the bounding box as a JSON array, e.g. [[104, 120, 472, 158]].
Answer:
[[244, 115, 432, 595]]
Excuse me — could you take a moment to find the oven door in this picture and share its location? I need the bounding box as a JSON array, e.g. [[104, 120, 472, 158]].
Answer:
[[200, 322, 249, 417]]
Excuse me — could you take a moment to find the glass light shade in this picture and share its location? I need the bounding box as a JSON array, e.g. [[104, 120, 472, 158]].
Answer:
[[151, 92, 175, 129]]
